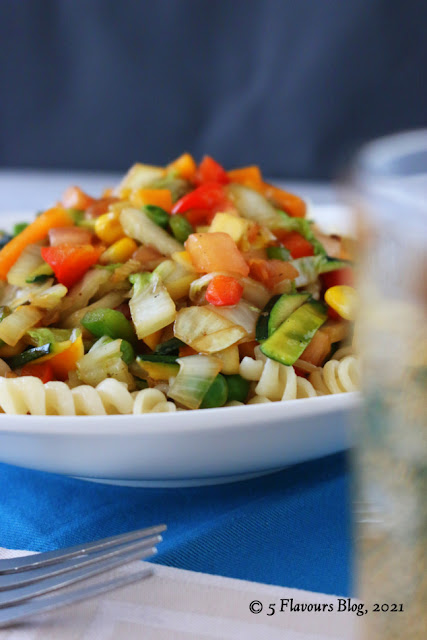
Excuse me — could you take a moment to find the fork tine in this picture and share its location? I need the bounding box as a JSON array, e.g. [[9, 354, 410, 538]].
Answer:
[[0, 535, 162, 591], [0, 566, 153, 628], [0, 545, 157, 608], [0, 524, 166, 575]]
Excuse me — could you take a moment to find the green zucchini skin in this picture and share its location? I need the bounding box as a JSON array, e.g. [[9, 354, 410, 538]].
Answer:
[[319, 256, 352, 273], [137, 354, 178, 364], [8, 343, 52, 369], [260, 300, 327, 366], [255, 293, 310, 342], [268, 293, 310, 337], [155, 338, 185, 356], [255, 295, 281, 341]]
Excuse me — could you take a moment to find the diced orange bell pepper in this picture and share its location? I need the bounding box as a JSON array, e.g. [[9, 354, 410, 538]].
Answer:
[[130, 189, 173, 212], [48, 335, 84, 380], [21, 361, 55, 383], [62, 186, 95, 210], [41, 244, 103, 288], [260, 183, 306, 218], [0, 207, 73, 280], [248, 258, 298, 290], [168, 153, 197, 180], [227, 166, 263, 190], [185, 232, 249, 276]]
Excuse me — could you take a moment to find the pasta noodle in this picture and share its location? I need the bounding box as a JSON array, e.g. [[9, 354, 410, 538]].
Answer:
[[0, 377, 177, 416], [309, 356, 359, 395]]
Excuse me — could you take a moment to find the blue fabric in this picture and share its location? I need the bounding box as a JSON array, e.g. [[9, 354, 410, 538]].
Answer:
[[0, 453, 351, 596]]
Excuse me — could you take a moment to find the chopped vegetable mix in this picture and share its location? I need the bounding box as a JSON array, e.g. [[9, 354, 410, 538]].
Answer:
[[0, 154, 357, 414]]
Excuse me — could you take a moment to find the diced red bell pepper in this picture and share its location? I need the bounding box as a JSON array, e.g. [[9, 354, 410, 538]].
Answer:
[[321, 267, 354, 289], [274, 231, 314, 258], [21, 362, 55, 383], [172, 183, 231, 225], [205, 275, 243, 306], [195, 156, 230, 185], [41, 244, 103, 289]]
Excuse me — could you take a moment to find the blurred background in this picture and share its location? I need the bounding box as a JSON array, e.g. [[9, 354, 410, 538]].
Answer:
[[0, 0, 426, 180]]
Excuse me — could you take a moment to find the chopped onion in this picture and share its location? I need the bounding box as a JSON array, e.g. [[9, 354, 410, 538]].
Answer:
[[208, 300, 259, 338], [129, 273, 176, 339], [60, 268, 111, 317], [174, 306, 246, 353], [7, 244, 45, 287], [0, 306, 43, 346], [120, 208, 182, 256]]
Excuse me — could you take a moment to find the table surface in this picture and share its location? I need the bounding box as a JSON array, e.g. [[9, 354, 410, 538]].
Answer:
[[0, 170, 351, 596]]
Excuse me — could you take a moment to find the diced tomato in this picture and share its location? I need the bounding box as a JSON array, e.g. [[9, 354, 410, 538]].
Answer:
[[274, 231, 314, 258], [21, 362, 55, 383], [205, 275, 243, 306], [62, 186, 95, 210], [41, 244, 103, 288], [85, 197, 119, 219], [321, 267, 354, 289], [185, 232, 249, 276], [195, 156, 229, 185], [172, 183, 231, 222], [248, 258, 298, 290]]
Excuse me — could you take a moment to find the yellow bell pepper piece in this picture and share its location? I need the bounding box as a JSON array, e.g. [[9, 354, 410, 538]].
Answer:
[[325, 286, 358, 321]]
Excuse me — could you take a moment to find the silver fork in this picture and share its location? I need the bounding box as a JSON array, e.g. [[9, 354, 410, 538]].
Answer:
[[0, 524, 166, 628]]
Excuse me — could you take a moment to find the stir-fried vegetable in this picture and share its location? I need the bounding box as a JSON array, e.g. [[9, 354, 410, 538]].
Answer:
[[0, 154, 357, 413]]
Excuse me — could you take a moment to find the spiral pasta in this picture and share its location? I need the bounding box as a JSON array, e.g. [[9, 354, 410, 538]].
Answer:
[[0, 377, 177, 416], [309, 356, 359, 395]]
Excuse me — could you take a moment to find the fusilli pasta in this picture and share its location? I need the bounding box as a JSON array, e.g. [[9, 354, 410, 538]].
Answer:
[[0, 377, 176, 416]]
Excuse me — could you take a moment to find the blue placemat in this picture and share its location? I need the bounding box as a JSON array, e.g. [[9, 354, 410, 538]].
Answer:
[[0, 453, 351, 595]]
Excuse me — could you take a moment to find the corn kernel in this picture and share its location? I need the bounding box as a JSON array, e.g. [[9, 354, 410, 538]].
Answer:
[[94, 212, 125, 245], [171, 250, 197, 272], [100, 237, 138, 264], [324, 285, 358, 321]]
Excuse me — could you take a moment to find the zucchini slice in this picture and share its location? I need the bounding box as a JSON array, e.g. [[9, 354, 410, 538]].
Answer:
[[260, 300, 327, 366], [256, 293, 310, 341], [8, 343, 52, 369], [136, 355, 179, 380]]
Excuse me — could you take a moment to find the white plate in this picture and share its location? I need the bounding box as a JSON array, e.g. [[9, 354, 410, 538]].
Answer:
[[0, 176, 358, 486]]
